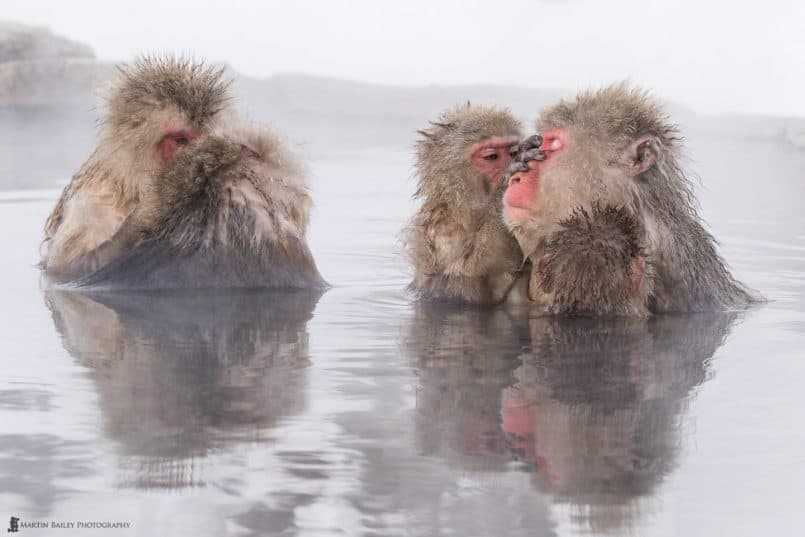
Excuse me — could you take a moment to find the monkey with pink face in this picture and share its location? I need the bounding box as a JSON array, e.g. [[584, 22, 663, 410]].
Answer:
[[41, 56, 324, 290], [403, 104, 526, 305], [503, 84, 762, 315]]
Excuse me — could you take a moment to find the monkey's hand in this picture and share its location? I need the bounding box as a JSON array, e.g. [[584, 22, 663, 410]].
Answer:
[[537, 204, 650, 316], [507, 134, 546, 176]]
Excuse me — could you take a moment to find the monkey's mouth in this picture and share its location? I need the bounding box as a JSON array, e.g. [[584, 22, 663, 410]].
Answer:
[[502, 168, 540, 226]]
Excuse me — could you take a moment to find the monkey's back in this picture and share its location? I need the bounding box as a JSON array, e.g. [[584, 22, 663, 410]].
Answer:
[[72, 134, 325, 291]]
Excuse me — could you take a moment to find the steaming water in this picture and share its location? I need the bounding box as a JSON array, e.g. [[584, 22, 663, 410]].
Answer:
[[1, 123, 804, 537]]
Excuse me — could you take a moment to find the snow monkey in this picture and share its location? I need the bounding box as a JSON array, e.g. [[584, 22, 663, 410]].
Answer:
[[404, 104, 525, 305], [68, 126, 325, 289], [503, 84, 762, 314], [41, 56, 323, 289]]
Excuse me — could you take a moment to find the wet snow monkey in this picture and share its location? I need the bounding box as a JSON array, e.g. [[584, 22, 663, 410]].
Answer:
[[404, 104, 526, 305], [503, 84, 762, 314], [41, 56, 324, 289]]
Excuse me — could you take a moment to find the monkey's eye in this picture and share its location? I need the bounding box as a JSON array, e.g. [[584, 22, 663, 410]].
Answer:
[[174, 136, 190, 146], [482, 151, 500, 161]]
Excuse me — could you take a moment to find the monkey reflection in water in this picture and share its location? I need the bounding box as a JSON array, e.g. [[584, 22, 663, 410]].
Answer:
[[46, 288, 322, 489], [408, 306, 739, 534]]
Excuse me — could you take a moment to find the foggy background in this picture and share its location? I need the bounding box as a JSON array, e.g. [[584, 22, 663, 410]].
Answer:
[[3, 0, 805, 117], [2, 1, 804, 194]]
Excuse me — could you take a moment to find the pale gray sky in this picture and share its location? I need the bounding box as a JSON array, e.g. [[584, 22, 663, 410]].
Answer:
[[5, 0, 804, 117]]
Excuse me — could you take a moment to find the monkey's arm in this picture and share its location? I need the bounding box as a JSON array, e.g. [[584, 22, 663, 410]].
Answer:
[[43, 156, 99, 240], [405, 209, 490, 303], [455, 205, 524, 302], [42, 165, 134, 276], [536, 205, 650, 317], [407, 204, 523, 305], [405, 205, 459, 277], [73, 140, 325, 290], [45, 211, 143, 282], [73, 216, 325, 291]]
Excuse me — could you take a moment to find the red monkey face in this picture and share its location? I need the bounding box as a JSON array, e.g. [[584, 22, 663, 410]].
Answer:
[[469, 136, 520, 188], [158, 128, 200, 164], [503, 129, 568, 224]]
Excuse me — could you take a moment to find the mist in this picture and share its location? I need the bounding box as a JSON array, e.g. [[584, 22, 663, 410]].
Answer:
[[4, 0, 804, 117]]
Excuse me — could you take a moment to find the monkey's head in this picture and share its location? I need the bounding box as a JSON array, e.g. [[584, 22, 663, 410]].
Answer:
[[503, 84, 683, 240], [415, 104, 521, 206], [100, 55, 232, 196]]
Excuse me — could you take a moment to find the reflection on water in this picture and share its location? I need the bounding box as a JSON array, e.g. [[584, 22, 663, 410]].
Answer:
[[45, 289, 322, 490], [512, 315, 736, 534], [38, 285, 739, 535], [408, 306, 738, 535], [406, 304, 531, 471]]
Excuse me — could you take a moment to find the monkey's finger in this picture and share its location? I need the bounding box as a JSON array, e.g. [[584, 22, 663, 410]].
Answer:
[[521, 134, 543, 150], [522, 148, 546, 162], [510, 134, 542, 157], [506, 161, 530, 175]]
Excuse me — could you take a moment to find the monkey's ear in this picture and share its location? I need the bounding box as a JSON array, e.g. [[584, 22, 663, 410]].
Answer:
[[621, 136, 657, 176]]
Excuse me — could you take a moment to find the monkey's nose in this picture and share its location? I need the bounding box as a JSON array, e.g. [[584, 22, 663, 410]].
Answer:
[[510, 174, 522, 184]]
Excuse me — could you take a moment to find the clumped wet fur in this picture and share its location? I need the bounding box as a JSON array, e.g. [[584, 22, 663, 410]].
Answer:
[[539, 204, 649, 316], [42, 56, 323, 289], [107, 55, 230, 130], [404, 104, 524, 305], [75, 127, 325, 290], [42, 56, 232, 277]]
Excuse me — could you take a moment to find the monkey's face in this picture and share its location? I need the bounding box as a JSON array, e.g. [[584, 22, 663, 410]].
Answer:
[[503, 128, 574, 226], [415, 105, 521, 205], [104, 105, 209, 191], [468, 135, 520, 190], [157, 125, 199, 164], [133, 106, 206, 167], [502, 127, 619, 234], [102, 57, 232, 193], [505, 85, 671, 234]]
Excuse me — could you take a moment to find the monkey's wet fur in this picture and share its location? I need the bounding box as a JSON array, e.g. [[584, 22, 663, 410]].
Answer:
[[42, 55, 324, 290], [75, 134, 325, 290], [403, 104, 524, 305], [501, 84, 763, 316], [539, 204, 648, 317], [40, 58, 761, 316]]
